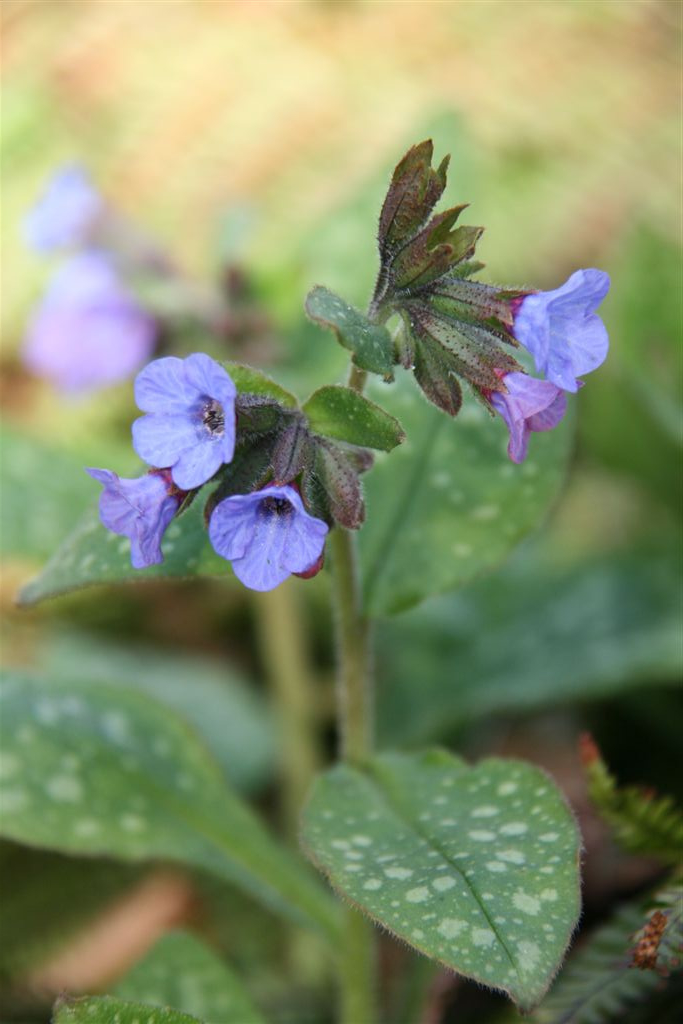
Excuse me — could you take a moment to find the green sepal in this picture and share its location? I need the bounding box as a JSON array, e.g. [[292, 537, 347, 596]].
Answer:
[[378, 139, 449, 254], [412, 330, 463, 417], [315, 439, 365, 530], [224, 361, 298, 408], [406, 303, 521, 391], [271, 416, 313, 484], [303, 385, 405, 452], [203, 436, 276, 523], [235, 393, 287, 436], [305, 286, 395, 379], [391, 208, 484, 292]]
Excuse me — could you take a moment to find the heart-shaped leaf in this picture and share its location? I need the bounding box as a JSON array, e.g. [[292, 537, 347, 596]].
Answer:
[[305, 286, 394, 378], [303, 385, 404, 452], [359, 373, 573, 615], [54, 995, 202, 1024], [0, 672, 339, 940], [113, 931, 265, 1024], [302, 750, 580, 1012]]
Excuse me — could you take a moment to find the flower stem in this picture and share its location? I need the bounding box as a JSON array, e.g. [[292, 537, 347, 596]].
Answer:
[[253, 581, 322, 839]]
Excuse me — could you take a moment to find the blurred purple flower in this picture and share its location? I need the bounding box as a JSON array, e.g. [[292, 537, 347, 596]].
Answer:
[[24, 166, 103, 252], [132, 353, 237, 490], [86, 468, 182, 569], [209, 484, 329, 592], [490, 372, 567, 464], [23, 252, 157, 394], [513, 269, 610, 393]]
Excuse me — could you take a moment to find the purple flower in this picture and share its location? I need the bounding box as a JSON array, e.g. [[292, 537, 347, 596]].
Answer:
[[24, 166, 103, 252], [490, 372, 567, 464], [23, 252, 157, 393], [513, 269, 610, 393], [86, 468, 182, 569], [209, 484, 329, 592], [132, 353, 237, 490]]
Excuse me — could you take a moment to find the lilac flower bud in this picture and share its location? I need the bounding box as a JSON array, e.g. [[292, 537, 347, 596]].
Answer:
[[512, 269, 610, 393], [24, 166, 103, 253], [489, 372, 567, 464], [86, 468, 183, 569], [22, 252, 157, 394], [208, 484, 329, 592], [132, 353, 237, 490]]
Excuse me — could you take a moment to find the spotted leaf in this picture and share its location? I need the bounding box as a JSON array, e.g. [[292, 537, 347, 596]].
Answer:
[[302, 750, 580, 1012], [54, 995, 202, 1024], [0, 673, 339, 940]]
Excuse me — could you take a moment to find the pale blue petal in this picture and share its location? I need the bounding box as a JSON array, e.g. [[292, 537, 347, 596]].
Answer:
[[134, 356, 200, 413], [132, 413, 200, 467], [171, 439, 225, 489]]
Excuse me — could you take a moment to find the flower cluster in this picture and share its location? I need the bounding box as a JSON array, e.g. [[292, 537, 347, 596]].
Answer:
[[88, 353, 330, 591], [23, 167, 158, 394], [366, 141, 611, 462], [489, 268, 610, 463]]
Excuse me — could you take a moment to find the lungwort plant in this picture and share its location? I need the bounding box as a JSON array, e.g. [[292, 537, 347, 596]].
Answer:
[[7, 142, 614, 1023]]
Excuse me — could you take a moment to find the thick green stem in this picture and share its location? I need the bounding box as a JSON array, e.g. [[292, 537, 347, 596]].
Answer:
[[253, 581, 322, 839], [329, 527, 372, 763]]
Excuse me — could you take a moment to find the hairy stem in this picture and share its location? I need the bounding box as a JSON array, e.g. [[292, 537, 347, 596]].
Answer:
[[253, 581, 322, 839], [330, 351, 377, 1021]]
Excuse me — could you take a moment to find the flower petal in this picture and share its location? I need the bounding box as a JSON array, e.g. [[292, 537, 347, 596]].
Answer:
[[171, 439, 226, 490], [134, 356, 201, 413], [132, 413, 200, 467]]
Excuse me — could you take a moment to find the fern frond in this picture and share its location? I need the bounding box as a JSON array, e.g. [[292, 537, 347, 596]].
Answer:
[[533, 880, 683, 1024], [579, 734, 683, 863]]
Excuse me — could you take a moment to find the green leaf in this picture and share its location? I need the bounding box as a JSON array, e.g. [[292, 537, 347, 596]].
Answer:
[[112, 931, 265, 1024], [303, 385, 404, 452], [302, 750, 580, 1013], [0, 672, 339, 940], [377, 551, 683, 744], [54, 995, 202, 1024], [304, 286, 395, 378], [359, 373, 572, 615], [37, 631, 275, 793], [17, 498, 227, 607], [0, 427, 96, 562], [224, 362, 298, 408]]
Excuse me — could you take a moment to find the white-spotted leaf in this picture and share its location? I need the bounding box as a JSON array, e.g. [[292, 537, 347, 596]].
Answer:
[[302, 750, 580, 1012], [305, 285, 395, 378], [0, 673, 339, 940], [113, 931, 265, 1024], [54, 995, 202, 1024], [359, 373, 573, 615], [17, 499, 228, 606]]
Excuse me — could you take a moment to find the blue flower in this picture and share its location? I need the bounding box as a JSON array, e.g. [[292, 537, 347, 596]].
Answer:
[[132, 353, 237, 490], [23, 252, 157, 393], [24, 166, 103, 252], [86, 468, 182, 568], [513, 269, 610, 393], [490, 371, 567, 464], [208, 484, 329, 592]]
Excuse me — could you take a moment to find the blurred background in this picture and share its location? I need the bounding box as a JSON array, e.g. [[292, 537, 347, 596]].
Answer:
[[1, 1, 681, 1022]]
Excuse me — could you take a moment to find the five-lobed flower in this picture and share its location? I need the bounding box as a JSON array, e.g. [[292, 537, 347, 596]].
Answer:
[[132, 353, 237, 490], [86, 468, 183, 569], [512, 269, 610, 394], [208, 484, 329, 592]]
